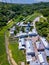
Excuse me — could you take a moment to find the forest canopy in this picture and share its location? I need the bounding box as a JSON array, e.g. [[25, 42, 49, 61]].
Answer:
[[0, 2, 49, 27]]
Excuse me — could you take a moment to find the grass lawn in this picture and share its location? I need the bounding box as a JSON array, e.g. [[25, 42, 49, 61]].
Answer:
[[0, 35, 10, 65], [9, 41, 26, 65]]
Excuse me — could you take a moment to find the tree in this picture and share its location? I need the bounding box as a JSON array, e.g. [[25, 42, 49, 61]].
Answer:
[[14, 30, 17, 35]]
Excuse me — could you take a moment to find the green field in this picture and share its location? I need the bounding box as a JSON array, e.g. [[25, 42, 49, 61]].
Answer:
[[0, 35, 10, 65], [9, 40, 26, 65]]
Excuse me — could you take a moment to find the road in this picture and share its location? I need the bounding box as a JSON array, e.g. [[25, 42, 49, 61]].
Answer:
[[5, 34, 12, 65], [33, 15, 46, 29], [33, 17, 40, 29]]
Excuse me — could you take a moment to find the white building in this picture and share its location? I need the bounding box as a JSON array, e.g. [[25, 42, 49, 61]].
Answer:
[[30, 61, 40, 65], [18, 38, 25, 50], [40, 37, 49, 49], [36, 41, 44, 51], [26, 40, 35, 56], [19, 38, 25, 46], [38, 53, 44, 63], [15, 31, 28, 38], [26, 54, 32, 63], [10, 26, 15, 35], [32, 29, 38, 35]]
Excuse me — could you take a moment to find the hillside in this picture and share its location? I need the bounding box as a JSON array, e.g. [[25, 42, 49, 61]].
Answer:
[[0, 2, 49, 27]]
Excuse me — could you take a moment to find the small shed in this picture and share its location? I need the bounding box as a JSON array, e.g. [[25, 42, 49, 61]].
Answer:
[[19, 41, 25, 50], [45, 49, 49, 56], [38, 53, 44, 63], [10, 31, 14, 35], [11, 26, 15, 31], [19, 38, 25, 47]]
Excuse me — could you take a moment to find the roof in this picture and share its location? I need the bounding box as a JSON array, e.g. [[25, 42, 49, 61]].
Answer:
[[11, 26, 15, 31], [26, 40, 30, 48], [40, 37, 49, 48], [19, 24, 33, 27], [32, 29, 38, 34], [19, 41, 25, 49], [36, 41, 44, 50], [10, 26, 15, 34], [16, 32, 28, 38], [26, 54, 32, 62], [28, 31, 38, 36], [30, 61, 40, 65], [38, 53, 44, 63], [26, 40, 34, 53], [45, 49, 49, 56], [10, 31, 14, 34], [19, 38, 25, 45], [38, 52, 48, 65]]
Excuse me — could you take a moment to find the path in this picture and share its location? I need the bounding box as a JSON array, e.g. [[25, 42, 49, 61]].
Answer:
[[33, 15, 46, 29], [5, 33, 17, 65]]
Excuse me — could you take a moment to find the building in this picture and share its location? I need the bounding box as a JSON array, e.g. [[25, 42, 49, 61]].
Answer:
[[40, 37, 49, 56], [18, 38, 25, 50], [10, 26, 15, 35], [36, 41, 44, 51], [28, 31, 38, 37], [15, 31, 28, 38], [32, 29, 38, 35], [10, 30, 14, 35], [40, 37, 49, 50], [45, 49, 49, 56], [38, 53, 44, 63], [16, 22, 20, 26], [19, 38, 25, 47], [30, 61, 40, 65], [38, 52, 48, 65], [26, 40, 35, 56], [26, 54, 32, 63]]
